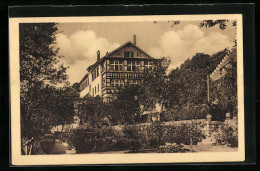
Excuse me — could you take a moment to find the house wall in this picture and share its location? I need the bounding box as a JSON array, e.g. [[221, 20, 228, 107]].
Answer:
[[80, 64, 102, 98]]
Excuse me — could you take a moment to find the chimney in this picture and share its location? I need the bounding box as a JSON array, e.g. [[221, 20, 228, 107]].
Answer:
[[106, 52, 109, 57], [133, 35, 136, 45], [97, 50, 100, 61]]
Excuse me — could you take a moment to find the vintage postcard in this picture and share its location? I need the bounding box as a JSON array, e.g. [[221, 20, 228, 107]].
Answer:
[[10, 14, 244, 165]]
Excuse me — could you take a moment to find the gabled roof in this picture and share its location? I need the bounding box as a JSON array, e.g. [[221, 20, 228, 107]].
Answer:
[[86, 41, 154, 73], [210, 48, 237, 81], [107, 41, 154, 59], [79, 41, 156, 85]]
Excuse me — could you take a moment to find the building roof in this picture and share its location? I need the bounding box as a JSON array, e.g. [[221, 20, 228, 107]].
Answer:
[[108, 41, 154, 59], [87, 41, 155, 72], [79, 40, 157, 85], [210, 48, 237, 81], [79, 73, 89, 85]]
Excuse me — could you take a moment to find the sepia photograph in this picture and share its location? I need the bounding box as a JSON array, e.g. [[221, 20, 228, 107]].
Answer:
[[10, 14, 244, 165]]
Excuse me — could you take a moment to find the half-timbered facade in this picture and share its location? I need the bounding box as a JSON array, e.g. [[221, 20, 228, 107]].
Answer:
[[78, 35, 158, 102]]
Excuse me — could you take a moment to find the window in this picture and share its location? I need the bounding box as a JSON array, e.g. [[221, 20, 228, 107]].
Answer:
[[119, 61, 123, 71], [110, 60, 123, 71], [115, 61, 118, 71], [124, 51, 130, 57], [145, 61, 153, 70], [126, 61, 139, 71], [101, 62, 105, 72], [92, 67, 99, 81], [124, 51, 134, 58], [127, 61, 131, 71], [128, 79, 141, 85], [136, 61, 140, 71], [102, 76, 106, 88], [132, 61, 136, 71], [110, 79, 124, 87], [106, 78, 111, 87], [110, 60, 115, 71], [80, 77, 90, 91], [137, 52, 141, 57]]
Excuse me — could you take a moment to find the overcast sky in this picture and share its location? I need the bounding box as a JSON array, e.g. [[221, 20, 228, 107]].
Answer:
[[55, 20, 236, 84]]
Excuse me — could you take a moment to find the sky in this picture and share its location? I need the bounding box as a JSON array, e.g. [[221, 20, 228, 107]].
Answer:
[[55, 20, 236, 84]]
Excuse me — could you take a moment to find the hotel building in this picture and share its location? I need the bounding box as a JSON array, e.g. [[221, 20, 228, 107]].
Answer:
[[78, 35, 158, 102]]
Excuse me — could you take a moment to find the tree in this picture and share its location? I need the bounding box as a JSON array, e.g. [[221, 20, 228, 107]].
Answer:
[[112, 84, 144, 125], [140, 57, 171, 111], [76, 96, 109, 128], [199, 20, 229, 30], [165, 49, 231, 121], [20, 23, 70, 154], [169, 53, 211, 107], [199, 20, 237, 47]]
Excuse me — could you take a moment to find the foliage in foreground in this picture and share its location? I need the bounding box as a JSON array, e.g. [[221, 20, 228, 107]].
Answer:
[[20, 23, 77, 155], [68, 122, 206, 153], [158, 143, 188, 153], [212, 120, 238, 147]]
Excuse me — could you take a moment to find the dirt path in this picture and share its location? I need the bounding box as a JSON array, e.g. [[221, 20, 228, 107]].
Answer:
[[49, 140, 67, 154]]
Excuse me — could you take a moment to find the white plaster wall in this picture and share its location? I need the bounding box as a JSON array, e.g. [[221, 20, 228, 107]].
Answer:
[[80, 64, 102, 98]]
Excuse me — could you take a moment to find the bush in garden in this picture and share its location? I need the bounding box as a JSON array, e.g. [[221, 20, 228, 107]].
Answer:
[[165, 123, 205, 152], [161, 105, 207, 122], [145, 121, 166, 147], [177, 105, 207, 121], [160, 109, 179, 121], [161, 124, 180, 144], [158, 143, 188, 153], [122, 125, 148, 152], [68, 129, 93, 153], [68, 127, 128, 153], [213, 121, 238, 147], [178, 123, 205, 145]]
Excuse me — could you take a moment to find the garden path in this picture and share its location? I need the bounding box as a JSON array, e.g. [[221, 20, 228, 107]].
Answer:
[[49, 139, 67, 154]]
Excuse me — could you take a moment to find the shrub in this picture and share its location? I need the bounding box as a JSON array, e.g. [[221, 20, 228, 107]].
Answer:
[[213, 121, 238, 147], [161, 125, 180, 144], [68, 127, 128, 153], [145, 121, 166, 147], [158, 143, 187, 153], [122, 125, 148, 152], [162, 123, 205, 152], [178, 105, 207, 121], [160, 109, 179, 121], [161, 105, 207, 122]]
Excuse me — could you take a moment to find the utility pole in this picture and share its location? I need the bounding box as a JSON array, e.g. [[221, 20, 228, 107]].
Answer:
[[206, 74, 211, 137], [207, 75, 210, 103]]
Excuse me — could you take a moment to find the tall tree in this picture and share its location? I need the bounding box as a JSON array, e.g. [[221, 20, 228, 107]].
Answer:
[[20, 23, 70, 154], [140, 57, 171, 111], [112, 84, 144, 125], [76, 96, 109, 128], [168, 49, 229, 111]]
